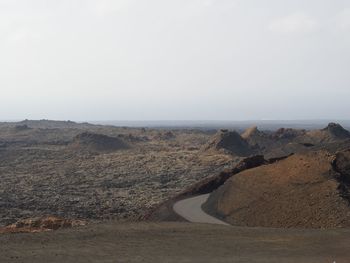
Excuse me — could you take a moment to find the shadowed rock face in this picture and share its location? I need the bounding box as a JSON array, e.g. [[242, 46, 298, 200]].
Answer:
[[324, 123, 350, 139], [241, 126, 267, 145], [271, 128, 306, 140], [333, 150, 350, 178], [71, 132, 129, 152], [204, 130, 252, 157], [241, 126, 274, 151], [241, 126, 259, 139], [332, 150, 350, 203]]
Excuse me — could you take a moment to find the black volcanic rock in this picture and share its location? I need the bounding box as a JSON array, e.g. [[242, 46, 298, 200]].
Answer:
[[241, 126, 260, 140], [323, 123, 350, 139], [332, 149, 350, 182], [241, 126, 270, 147]]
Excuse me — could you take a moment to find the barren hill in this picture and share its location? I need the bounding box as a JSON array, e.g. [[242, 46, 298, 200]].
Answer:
[[240, 126, 310, 158], [305, 123, 350, 143], [204, 150, 350, 228], [239, 123, 350, 159], [71, 132, 129, 152], [203, 130, 252, 157]]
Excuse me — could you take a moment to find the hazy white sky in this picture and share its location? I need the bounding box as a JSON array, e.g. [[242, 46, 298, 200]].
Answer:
[[0, 0, 349, 121]]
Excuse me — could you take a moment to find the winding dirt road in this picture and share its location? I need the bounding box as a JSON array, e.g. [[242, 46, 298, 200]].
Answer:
[[173, 194, 229, 225]]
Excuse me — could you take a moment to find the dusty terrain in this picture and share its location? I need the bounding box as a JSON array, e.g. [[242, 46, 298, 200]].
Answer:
[[0, 222, 349, 263]]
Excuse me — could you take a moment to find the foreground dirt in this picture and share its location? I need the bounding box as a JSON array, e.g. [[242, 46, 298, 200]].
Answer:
[[0, 222, 349, 263]]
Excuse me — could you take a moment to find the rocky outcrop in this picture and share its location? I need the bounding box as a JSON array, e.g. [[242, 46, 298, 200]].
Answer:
[[331, 149, 350, 203], [305, 123, 350, 143], [0, 216, 86, 234], [241, 124, 350, 159], [241, 126, 273, 150], [271, 128, 306, 140], [241, 126, 261, 140], [324, 123, 350, 139], [332, 149, 350, 180], [203, 130, 252, 157]]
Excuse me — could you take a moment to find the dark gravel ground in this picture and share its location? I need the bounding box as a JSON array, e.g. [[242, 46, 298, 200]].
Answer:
[[0, 222, 349, 263]]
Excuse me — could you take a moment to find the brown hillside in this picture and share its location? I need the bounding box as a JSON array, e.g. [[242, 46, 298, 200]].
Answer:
[[204, 150, 350, 228], [305, 123, 350, 143]]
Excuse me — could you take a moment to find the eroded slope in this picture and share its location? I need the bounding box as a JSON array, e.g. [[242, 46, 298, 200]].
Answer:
[[204, 150, 350, 228]]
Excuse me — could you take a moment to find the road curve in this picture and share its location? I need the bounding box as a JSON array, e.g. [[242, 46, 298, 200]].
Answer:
[[173, 194, 229, 225]]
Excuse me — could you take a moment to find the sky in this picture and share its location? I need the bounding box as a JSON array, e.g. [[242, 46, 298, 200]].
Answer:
[[0, 0, 349, 121]]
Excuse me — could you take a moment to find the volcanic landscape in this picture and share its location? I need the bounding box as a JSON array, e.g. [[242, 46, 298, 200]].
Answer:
[[1, 120, 350, 262]]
